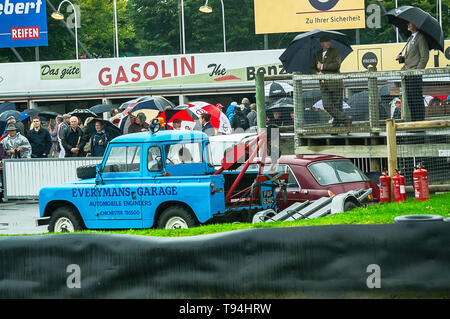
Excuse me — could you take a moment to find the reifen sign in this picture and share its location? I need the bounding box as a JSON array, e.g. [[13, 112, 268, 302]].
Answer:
[[0, 0, 48, 48]]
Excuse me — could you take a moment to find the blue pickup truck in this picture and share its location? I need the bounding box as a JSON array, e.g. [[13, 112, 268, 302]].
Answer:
[[38, 127, 285, 232]]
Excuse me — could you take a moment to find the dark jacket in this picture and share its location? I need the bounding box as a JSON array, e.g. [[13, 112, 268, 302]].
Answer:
[[202, 122, 216, 136], [61, 126, 86, 157], [311, 47, 343, 92], [128, 122, 148, 134], [90, 131, 109, 157], [27, 127, 52, 158], [231, 111, 250, 131]]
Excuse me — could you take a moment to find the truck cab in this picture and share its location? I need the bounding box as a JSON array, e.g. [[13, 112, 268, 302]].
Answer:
[[38, 129, 280, 232]]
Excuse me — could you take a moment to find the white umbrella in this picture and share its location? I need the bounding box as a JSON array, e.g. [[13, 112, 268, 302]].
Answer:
[[312, 99, 350, 111]]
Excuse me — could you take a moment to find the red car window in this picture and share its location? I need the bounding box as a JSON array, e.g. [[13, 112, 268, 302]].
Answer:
[[308, 160, 368, 186]]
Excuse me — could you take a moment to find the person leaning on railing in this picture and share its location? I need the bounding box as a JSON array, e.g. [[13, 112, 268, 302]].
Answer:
[[311, 36, 351, 127], [395, 22, 430, 122]]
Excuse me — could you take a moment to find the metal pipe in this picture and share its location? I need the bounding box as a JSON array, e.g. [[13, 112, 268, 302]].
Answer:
[[113, 0, 119, 57], [225, 136, 266, 203], [56, 0, 79, 60], [47, 0, 92, 59], [181, 0, 185, 54], [224, 131, 267, 202], [220, 0, 226, 52]]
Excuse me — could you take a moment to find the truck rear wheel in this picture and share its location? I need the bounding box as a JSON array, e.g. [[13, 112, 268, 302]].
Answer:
[[48, 206, 85, 233], [157, 206, 198, 229]]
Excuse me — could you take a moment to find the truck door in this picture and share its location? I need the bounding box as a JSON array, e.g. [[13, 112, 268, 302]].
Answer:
[[96, 144, 142, 221]]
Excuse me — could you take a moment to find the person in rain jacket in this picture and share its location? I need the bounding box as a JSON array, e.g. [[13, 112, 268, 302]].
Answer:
[[226, 102, 238, 122], [90, 120, 110, 157], [1, 123, 32, 159]]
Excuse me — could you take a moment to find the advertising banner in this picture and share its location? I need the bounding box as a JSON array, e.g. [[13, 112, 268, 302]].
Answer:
[[0, 41, 449, 95], [0, 0, 48, 48], [254, 0, 365, 34]]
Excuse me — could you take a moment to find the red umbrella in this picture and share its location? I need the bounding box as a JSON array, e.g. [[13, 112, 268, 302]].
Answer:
[[160, 108, 198, 130], [186, 102, 232, 135], [159, 102, 232, 134]]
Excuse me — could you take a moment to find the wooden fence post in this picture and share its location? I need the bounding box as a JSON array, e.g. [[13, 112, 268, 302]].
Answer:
[[386, 119, 398, 189]]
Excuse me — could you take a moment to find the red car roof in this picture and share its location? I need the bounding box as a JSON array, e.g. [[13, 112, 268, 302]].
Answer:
[[277, 154, 347, 166], [251, 154, 348, 166]]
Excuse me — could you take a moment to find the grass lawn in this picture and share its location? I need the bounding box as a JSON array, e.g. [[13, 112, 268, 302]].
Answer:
[[87, 192, 450, 238]]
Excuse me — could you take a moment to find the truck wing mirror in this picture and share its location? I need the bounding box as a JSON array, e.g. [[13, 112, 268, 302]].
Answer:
[[95, 164, 104, 185]]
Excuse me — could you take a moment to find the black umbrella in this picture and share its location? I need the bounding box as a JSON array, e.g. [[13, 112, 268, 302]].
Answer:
[[264, 81, 293, 97], [38, 111, 60, 119], [69, 109, 98, 122], [23, 109, 40, 117], [268, 97, 294, 109], [385, 6, 444, 52], [302, 90, 322, 108], [89, 104, 113, 115], [346, 85, 392, 121], [279, 29, 353, 74], [0, 102, 16, 114], [0, 110, 22, 122], [87, 119, 122, 140]]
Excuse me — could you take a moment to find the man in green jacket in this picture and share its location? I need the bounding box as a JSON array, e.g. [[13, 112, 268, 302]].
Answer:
[[395, 22, 429, 121], [311, 36, 351, 127]]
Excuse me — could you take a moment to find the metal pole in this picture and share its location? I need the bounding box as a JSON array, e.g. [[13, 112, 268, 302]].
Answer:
[[438, 0, 442, 28], [57, 0, 78, 60], [74, 2, 78, 60], [47, 0, 93, 59], [113, 0, 119, 57], [181, 0, 185, 54], [10, 48, 24, 62], [178, 0, 182, 54], [220, 0, 226, 52], [395, 0, 399, 43], [255, 72, 267, 134]]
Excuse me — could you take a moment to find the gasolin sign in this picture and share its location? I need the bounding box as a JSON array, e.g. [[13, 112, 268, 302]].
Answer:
[[254, 0, 365, 34], [0, 0, 48, 48]]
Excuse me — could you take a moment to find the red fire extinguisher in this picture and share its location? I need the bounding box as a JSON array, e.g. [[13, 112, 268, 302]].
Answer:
[[392, 169, 407, 203], [413, 162, 430, 201], [379, 169, 391, 203]]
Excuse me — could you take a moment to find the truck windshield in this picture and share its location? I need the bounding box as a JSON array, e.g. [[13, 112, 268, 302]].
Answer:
[[308, 160, 368, 186], [165, 142, 203, 165], [103, 146, 141, 173]]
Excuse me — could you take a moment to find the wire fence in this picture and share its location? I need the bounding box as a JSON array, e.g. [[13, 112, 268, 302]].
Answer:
[[256, 67, 450, 190], [395, 129, 450, 186]]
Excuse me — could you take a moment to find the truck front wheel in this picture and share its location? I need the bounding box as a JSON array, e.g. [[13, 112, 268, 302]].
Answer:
[[48, 207, 85, 233], [157, 206, 198, 229]]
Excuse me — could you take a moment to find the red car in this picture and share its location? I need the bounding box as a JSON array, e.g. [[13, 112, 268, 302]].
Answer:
[[275, 154, 379, 211], [210, 134, 380, 212]]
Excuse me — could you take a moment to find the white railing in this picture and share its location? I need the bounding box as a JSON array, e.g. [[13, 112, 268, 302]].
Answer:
[[2, 157, 102, 199]]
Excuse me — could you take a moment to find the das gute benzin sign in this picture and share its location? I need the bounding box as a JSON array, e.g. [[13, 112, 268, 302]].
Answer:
[[254, 0, 365, 34], [40, 63, 81, 80]]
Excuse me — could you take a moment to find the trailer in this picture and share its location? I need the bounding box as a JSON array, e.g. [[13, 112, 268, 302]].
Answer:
[[37, 122, 288, 232]]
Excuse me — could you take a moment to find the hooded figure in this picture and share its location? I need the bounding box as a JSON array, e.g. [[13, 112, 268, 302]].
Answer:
[[1, 123, 32, 158], [226, 102, 238, 122]]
